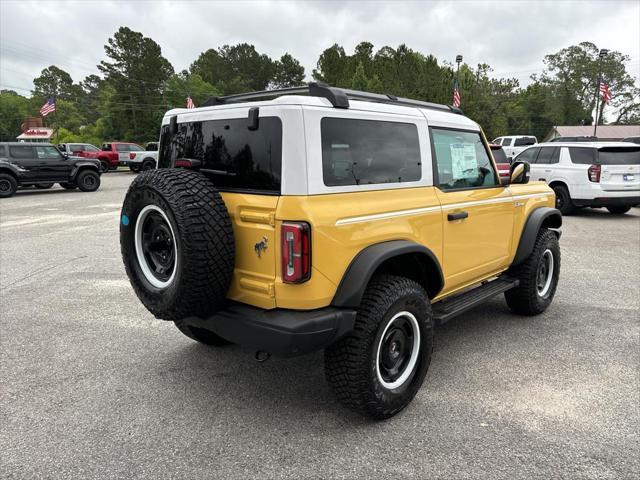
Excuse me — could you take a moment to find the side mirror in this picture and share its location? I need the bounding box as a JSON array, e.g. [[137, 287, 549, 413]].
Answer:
[[510, 160, 530, 184]]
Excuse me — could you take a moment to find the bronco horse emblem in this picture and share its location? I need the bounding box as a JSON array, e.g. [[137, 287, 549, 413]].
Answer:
[[254, 236, 268, 258]]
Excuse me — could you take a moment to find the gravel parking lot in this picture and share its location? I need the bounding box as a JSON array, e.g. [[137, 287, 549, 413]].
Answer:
[[1, 173, 639, 479]]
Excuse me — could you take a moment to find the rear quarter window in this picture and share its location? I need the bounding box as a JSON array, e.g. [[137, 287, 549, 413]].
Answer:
[[514, 137, 536, 147], [568, 147, 597, 164], [9, 146, 34, 158], [321, 118, 421, 186]]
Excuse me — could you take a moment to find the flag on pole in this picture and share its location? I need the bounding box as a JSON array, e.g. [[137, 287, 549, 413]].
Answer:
[[452, 81, 461, 108], [186, 96, 195, 109], [599, 82, 612, 104], [39, 98, 56, 116]]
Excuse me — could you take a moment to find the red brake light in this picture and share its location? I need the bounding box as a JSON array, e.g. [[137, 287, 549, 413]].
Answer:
[[588, 164, 601, 182], [281, 222, 311, 283], [129, 152, 135, 160], [174, 158, 201, 168]]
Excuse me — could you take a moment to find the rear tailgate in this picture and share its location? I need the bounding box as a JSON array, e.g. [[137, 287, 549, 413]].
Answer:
[[222, 193, 279, 309], [598, 146, 640, 192]]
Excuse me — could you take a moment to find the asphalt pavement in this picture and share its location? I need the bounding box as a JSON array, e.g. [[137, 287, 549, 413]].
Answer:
[[1, 172, 639, 479]]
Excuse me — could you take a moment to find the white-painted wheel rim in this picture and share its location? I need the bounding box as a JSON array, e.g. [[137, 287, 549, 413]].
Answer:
[[134, 204, 178, 289], [537, 249, 554, 297], [376, 311, 421, 390]]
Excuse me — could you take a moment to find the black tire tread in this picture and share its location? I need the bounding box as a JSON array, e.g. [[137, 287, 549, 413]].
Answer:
[[505, 228, 560, 315], [121, 169, 235, 320], [552, 184, 575, 215], [325, 274, 432, 419], [76, 169, 100, 192], [0, 173, 18, 198]]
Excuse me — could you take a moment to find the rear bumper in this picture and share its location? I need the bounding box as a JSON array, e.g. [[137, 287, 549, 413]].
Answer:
[[573, 196, 640, 207], [183, 304, 357, 358]]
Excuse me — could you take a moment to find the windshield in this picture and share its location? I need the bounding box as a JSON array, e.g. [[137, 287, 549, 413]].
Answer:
[[598, 147, 640, 165]]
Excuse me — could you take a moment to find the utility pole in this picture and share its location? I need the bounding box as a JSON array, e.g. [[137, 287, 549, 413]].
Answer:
[[593, 48, 608, 137]]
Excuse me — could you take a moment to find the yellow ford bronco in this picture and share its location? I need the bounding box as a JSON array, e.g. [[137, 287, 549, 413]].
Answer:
[[120, 83, 561, 419]]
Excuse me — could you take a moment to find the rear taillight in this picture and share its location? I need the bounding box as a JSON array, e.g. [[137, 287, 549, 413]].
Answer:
[[129, 152, 135, 160], [588, 164, 601, 182], [281, 222, 311, 283]]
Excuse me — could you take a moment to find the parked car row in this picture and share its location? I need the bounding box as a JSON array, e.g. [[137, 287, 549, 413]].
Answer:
[[58, 141, 158, 173]]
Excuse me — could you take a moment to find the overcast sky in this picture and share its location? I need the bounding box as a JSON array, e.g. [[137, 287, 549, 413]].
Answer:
[[1, 0, 638, 95]]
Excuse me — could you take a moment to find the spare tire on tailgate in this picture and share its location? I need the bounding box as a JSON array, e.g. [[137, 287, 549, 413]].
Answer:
[[120, 169, 235, 320]]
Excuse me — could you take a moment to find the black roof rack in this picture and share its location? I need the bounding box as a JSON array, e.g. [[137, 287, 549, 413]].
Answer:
[[201, 82, 463, 114]]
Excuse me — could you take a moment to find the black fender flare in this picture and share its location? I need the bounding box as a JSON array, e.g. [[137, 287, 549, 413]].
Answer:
[[0, 164, 21, 184], [512, 207, 562, 266], [70, 162, 100, 179], [331, 240, 444, 308]]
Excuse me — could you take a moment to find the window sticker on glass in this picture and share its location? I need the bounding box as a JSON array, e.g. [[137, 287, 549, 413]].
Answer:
[[450, 143, 478, 180]]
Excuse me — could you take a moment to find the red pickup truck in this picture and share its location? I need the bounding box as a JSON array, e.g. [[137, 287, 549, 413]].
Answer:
[[76, 142, 145, 172]]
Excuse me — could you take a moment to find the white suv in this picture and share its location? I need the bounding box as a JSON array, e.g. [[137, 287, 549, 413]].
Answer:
[[514, 142, 640, 214], [493, 135, 537, 160]]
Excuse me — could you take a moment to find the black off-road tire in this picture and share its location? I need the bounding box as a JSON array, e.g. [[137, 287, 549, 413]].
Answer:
[[174, 319, 232, 346], [325, 275, 433, 419], [59, 182, 76, 190], [36, 183, 54, 189], [120, 169, 235, 320], [0, 173, 18, 198], [505, 229, 560, 316], [76, 170, 101, 192], [606, 206, 631, 215], [552, 184, 575, 215], [99, 160, 110, 173], [141, 158, 156, 171]]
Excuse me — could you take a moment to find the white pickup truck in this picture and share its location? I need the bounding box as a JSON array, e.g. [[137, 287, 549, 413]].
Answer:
[[492, 135, 538, 161], [126, 142, 158, 172]]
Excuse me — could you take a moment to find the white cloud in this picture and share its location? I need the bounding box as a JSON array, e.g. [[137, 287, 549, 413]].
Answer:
[[1, 0, 638, 94]]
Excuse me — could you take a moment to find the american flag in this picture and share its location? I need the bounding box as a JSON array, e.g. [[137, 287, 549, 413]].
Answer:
[[452, 81, 461, 108], [599, 82, 612, 104], [39, 98, 56, 116], [186, 96, 195, 109]]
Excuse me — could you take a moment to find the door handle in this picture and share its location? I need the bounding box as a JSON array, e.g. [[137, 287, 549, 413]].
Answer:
[[447, 211, 468, 221]]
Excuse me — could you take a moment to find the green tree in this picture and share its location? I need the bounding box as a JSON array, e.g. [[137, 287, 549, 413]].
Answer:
[[32, 65, 79, 101], [272, 53, 305, 88], [190, 43, 278, 94], [165, 72, 219, 108], [351, 62, 369, 90], [0, 90, 31, 141], [98, 26, 174, 141]]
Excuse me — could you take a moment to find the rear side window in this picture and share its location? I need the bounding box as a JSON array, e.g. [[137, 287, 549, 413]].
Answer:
[[514, 137, 536, 147], [569, 147, 597, 164], [159, 117, 282, 193], [535, 147, 560, 164], [9, 146, 33, 158], [501, 138, 512, 146], [598, 148, 640, 165], [115, 144, 130, 152], [431, 128, 497, 190], [35, 146, 61, 159], [321, 118, 421, 186], [69, 144, 83, 152], [129, 144, 144, 151], [516, 147, 539, 163]]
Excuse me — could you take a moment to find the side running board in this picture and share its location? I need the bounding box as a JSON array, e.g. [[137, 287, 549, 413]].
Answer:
[[432, 278, 519, 324]]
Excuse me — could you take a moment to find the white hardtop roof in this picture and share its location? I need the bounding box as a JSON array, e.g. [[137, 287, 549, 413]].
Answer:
[[535, 141, 639, 149], [162, 95, 479, 129]]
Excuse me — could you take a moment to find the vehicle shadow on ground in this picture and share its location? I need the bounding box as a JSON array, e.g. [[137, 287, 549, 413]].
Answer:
[[566, 207, 639, 219], [13, 188, 75, 197], [160, 298, 517, 423]]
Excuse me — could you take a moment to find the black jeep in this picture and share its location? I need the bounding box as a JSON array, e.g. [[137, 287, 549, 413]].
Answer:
[[0, 142, 101, 198]]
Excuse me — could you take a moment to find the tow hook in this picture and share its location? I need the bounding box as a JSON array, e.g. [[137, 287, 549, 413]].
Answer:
[[255, 351, 271, 362]]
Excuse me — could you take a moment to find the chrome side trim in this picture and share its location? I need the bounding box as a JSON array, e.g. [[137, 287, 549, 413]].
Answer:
[[335, 206, 441, 226]]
